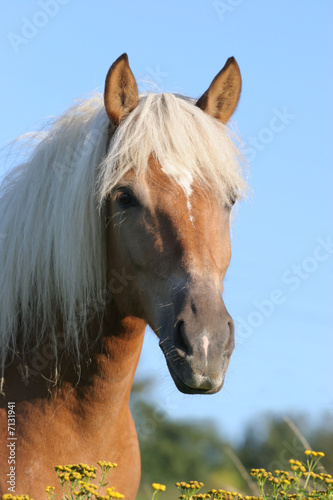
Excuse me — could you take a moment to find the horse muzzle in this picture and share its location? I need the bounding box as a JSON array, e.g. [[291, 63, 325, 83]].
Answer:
[[159, 309, 235, 395]]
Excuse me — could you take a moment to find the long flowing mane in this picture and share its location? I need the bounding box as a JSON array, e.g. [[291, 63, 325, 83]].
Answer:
[[0, 92, 247, 376]]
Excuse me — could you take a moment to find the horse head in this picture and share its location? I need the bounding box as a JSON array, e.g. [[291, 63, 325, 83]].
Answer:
[[102, 54, 244, 395]]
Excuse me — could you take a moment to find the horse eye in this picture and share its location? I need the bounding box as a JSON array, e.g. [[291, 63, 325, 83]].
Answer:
[[225, 193, 237, 209], [115, 190, 138, 208], [230, 196, 237, 206]]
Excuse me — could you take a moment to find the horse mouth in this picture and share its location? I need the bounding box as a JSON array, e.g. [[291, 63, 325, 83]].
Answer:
[[165, 358, 224, 395]]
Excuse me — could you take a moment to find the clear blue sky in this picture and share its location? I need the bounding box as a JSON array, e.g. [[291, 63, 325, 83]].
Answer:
[[1, 1, 332, 443]]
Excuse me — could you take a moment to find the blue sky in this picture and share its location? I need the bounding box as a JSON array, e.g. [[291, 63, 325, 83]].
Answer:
[[1, 1, 332, 442]]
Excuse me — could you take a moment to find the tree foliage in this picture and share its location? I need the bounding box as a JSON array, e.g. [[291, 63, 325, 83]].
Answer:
[[130, 381, 333, 499]]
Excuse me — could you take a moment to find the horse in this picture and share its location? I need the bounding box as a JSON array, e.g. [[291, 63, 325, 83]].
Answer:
[[0, 53, 247, 498]]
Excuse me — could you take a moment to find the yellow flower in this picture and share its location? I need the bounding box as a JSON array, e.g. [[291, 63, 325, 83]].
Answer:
[[152, 483, 166, 491], [106, 487, 124, 498]]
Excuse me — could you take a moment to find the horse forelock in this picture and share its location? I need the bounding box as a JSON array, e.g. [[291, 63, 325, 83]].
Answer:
[[98, 93, 248, 206], [0, 91, 248, 377]]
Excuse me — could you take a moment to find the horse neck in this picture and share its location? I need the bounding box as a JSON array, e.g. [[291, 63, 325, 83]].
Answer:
[[80, 309, 147, 411], [3, 305, 146, 420]]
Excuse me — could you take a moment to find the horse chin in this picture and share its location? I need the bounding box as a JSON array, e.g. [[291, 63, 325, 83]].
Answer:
[[166, 359, 223, 395]]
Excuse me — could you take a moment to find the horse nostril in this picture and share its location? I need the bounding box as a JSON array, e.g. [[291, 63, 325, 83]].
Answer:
[[226, 317, 235, 353], [174, 320, 192, 356]]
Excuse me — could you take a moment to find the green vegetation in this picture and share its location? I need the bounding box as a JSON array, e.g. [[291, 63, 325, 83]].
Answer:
[[131, 381, 333, 499]]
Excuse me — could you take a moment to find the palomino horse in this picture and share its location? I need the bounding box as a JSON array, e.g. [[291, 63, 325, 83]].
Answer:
[[0, 54, 247, 498]]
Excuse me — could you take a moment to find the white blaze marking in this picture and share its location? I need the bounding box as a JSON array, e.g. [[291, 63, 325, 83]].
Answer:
[[202, 334, 209, 366], [181, 172, 195, 225], [187, 197, 194, 224], [161, 164, 195, 225]]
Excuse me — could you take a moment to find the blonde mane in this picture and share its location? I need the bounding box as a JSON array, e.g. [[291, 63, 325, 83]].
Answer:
[[0, 92, 247, 375]]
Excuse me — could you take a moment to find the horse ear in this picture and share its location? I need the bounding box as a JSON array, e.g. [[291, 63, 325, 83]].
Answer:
[[104, 53, 139, 126], [196, 57, 241, 124]]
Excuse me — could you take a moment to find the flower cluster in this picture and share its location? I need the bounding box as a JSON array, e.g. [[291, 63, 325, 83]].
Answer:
[[51, 461, 122, 499], [97, 461, 118, 469], [207, 490, 247, 499], [158, 449, 331, 500], [176, 480, 205, 498], [2, 449, 332, 500], [152, 482, 166, 500], [55, 463, 97, 483], [250, 467, 298, 498], [2, 496, 33, 500], [246, 450, 332, 499], [72, 483, 124, 499], [152, 484, 167, 492], [106, 487, 124, 499]]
